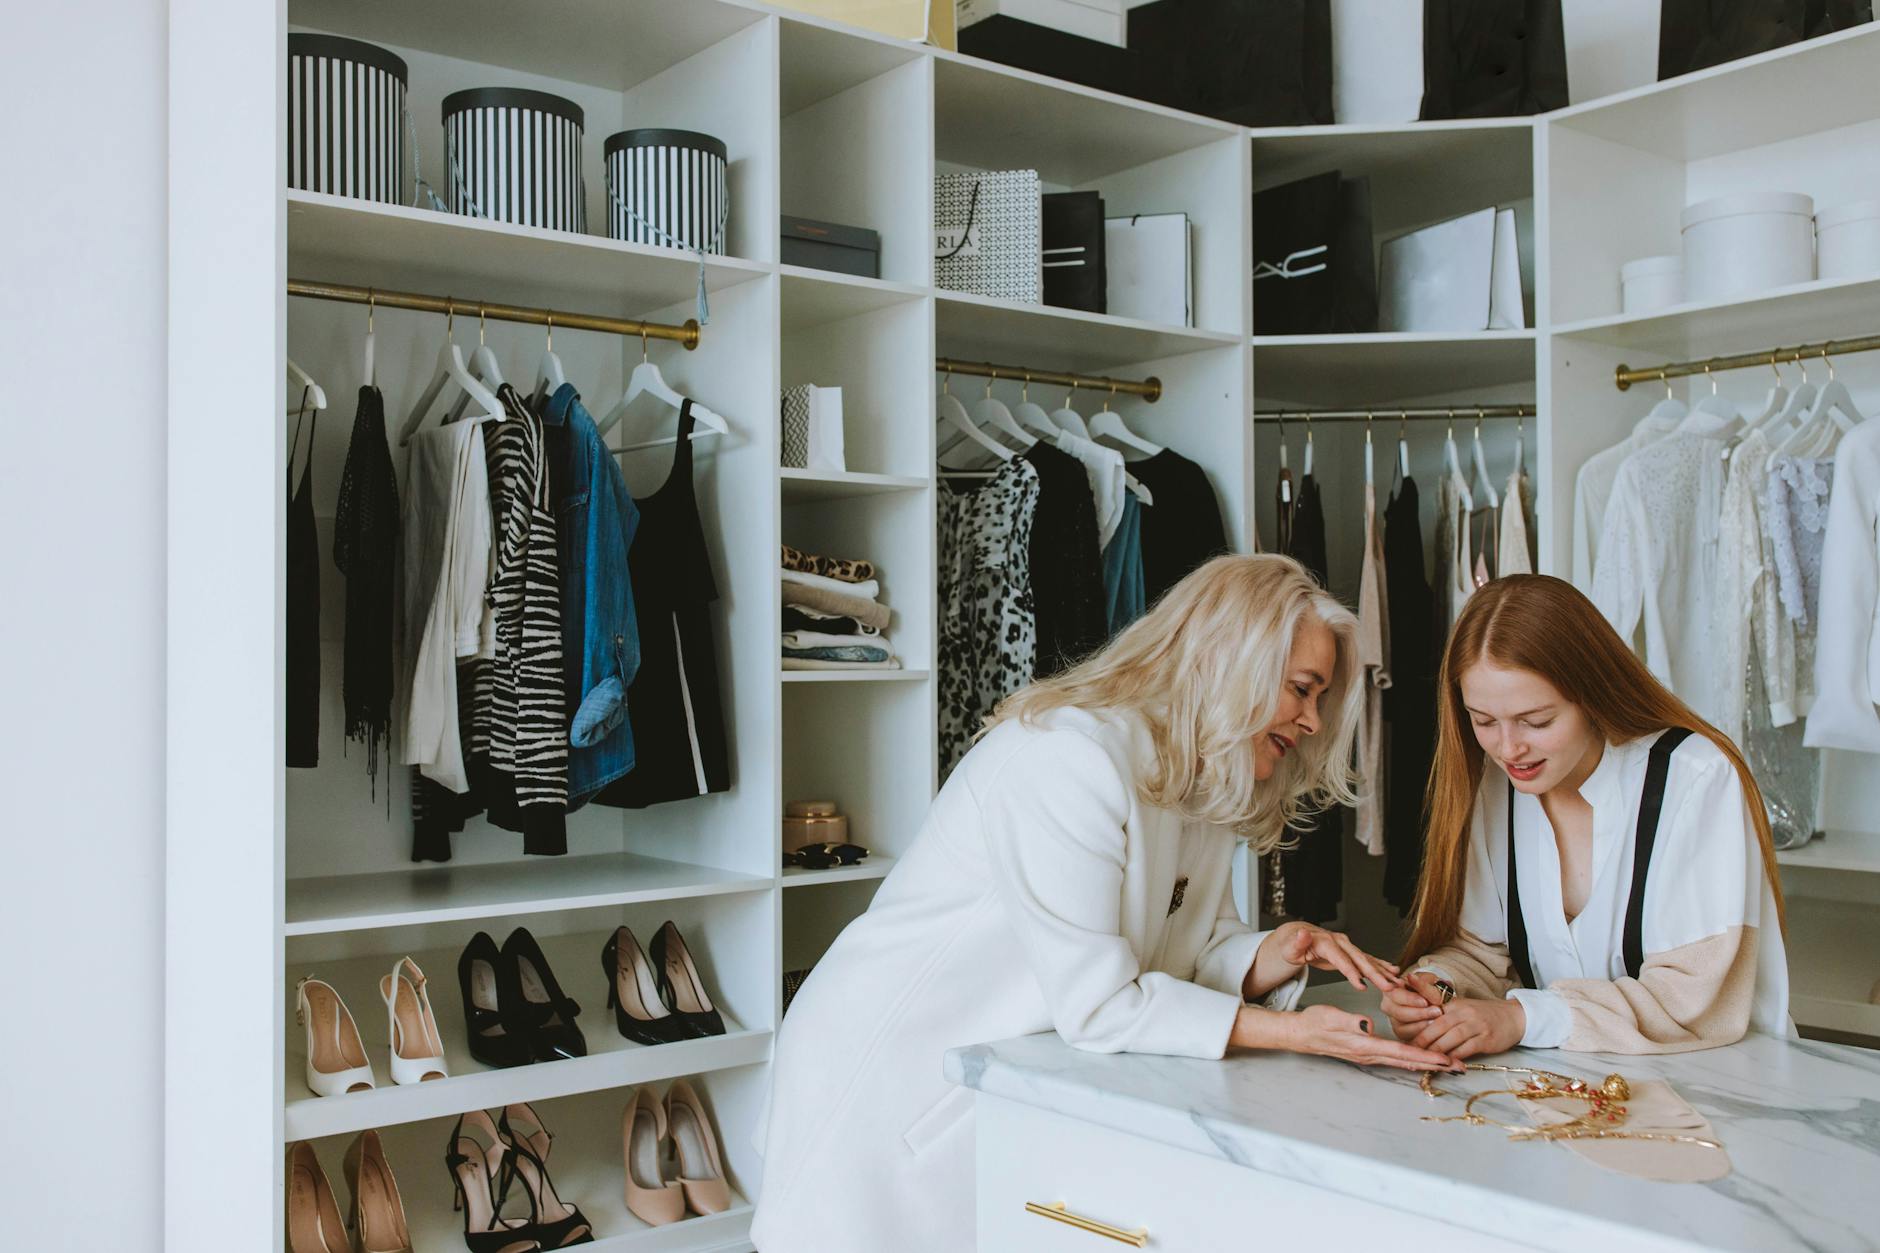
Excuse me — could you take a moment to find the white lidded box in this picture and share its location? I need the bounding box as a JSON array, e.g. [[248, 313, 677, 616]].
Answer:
[[441, 87, 587, 232], [1620, 255, 1683, 314], [1816, 199, 1880, 281], [1679, 192, 1814, 303]]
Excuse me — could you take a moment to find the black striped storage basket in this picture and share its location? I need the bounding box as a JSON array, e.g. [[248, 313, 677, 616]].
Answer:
[[604, 129, 728, 255], [287, 34, 407, 204], [440, 88, 586, 232]]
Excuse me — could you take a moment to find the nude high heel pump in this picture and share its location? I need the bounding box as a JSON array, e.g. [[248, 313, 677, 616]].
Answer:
[[381, 957, 448, 1085], [620, 1087, 683, 1227], [665, 1079, 731, 1216], [297, 977, 376, 1097], [286, 1142, 350, 1253], [343, 1129, 413, 1253]]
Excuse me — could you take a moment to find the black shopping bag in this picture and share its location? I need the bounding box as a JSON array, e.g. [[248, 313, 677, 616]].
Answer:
[[1420, 0, 1569, 119], [1253, 171, 1377, 335], [1658, 0, 1872, 79], [1129, 0, 1333, 126], [1043, 191, 1107, 314]]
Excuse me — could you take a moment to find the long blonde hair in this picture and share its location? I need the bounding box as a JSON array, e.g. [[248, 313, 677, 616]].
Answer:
[[989, 553, 1362, 851], [1401, 575, 1785, 965]]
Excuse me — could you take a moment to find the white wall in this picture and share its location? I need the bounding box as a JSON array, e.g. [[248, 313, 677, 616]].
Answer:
[[0, 2, 168, 1250]]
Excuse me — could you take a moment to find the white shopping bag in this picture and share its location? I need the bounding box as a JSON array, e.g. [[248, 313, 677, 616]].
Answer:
[[781, 384, 846, 472]]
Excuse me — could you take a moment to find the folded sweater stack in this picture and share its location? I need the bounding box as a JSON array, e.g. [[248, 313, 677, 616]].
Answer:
[[781, 545, 899, 671]]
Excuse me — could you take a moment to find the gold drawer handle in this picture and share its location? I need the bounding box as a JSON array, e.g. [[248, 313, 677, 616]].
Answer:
[[1025, 1200, 1149, 1247]]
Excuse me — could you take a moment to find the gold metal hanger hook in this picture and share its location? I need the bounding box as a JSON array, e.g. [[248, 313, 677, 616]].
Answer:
[[545, 313, 553, 353], [478, 304, 487, 346], [640, 326, 649, 363], [1823, 342, 1837, 382], [986, 366, 997, 398], [1065, 380, 1076, 408], [445, 296, 455, 334], [1365, 411, 1374, 445], [942, 367, 952, 394], [1770, 350, 1783, 384], [1661, 369, 1673, 401], [1704, 363, 1717, 395], [366, 287, 375, 334]]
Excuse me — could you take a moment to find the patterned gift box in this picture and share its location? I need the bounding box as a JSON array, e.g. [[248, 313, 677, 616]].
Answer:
[[935, 169, 1042, 303]]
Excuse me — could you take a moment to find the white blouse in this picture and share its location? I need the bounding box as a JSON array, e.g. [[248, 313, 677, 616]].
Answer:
[[1425, 734, 1790, 1051], [1805, 416, 1880, 753]]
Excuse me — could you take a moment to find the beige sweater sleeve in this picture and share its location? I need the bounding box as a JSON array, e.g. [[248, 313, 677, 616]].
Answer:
[[1414, 928, 1518, 1001], [1544, 925, 1760, 1054]]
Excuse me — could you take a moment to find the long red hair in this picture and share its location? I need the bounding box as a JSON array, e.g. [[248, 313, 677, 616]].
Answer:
[[1401, 575, 1785, 966]]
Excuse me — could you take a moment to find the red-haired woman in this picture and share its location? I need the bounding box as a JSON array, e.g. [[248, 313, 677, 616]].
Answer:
[[1382, 574, 1791, 1056]]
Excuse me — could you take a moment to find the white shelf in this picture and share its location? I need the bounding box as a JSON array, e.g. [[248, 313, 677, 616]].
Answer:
[[289, 0, 768, 92], [284, 928, 770, 1141], [780, 265, 928, 316], [1549, 23, 1880, 161], [1550, 272, 1880, 359], [937, 289, 1240, 374], [782, 855, 896, 888], [1252, 331, 1537, 407], [780, 468, 929, 503], [782, 667, 928, 684], [286, 852, 772, 937], [1778, 830, 1880, 876], [287, 190, 772, 317], [305, 1085, 756, 1253], [1249, 118, 1534, 193], [1783, 896, 1880, 1041]]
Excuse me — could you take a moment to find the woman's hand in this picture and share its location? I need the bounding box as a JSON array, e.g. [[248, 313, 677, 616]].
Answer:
[[1234, 1004, 1459, 1071], [1250, 921, 1404, 998], [1406, 996, 1526, 1059], [1380, 970, 1447, 1040]]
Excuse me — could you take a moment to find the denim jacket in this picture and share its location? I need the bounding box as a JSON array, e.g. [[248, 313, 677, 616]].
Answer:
[[541, 383, 641, 806]]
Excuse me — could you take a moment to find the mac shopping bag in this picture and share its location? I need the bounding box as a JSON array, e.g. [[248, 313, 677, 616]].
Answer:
[[1252, 171, 1378, 335]]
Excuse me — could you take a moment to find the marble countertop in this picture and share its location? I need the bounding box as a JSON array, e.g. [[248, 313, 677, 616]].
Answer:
[[944, 987, 1880, 1252]]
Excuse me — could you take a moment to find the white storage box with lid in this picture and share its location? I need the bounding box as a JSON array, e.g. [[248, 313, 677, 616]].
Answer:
[[440, 87, 587, 231], [1816, 199, 1880, 281], [287, 34, 407, 204], [1679, 192, 1815, 303], [605, 129, 729, 255], [1620, 255, 1684, 314]]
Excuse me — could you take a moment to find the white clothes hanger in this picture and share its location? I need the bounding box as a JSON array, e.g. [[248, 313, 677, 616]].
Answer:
[[397, 299, 503, 446], [446, 306, 508, 424], [286, 357, 328, 413], [1364, 414, 1376, 488], [1050, 382, 1092, 440], [1670, 365, 1741, 439], [1302, 414, 1316, 477], [970, 374, 1036, 450], [1761, 354, 1818, 450], [1277, 415, 1292, 504], [361, 290, 377, 390], [1396, 411, 1411, 483], [1772, 349, 1860, 459], [1012, 374, 1064, 441], [937, 376, 1014, 465], [1741, 352, 1789, 433], [1637, 371, 1688, 438], [598, 329, 731, 451], [1469, 412, 1501, 510], [531, 315, 568, 408], [1088, 383, 1164, 457], [1444, 415, 1475, 513]]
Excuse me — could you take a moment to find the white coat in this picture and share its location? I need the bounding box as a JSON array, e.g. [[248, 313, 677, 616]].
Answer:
[[751, 706, 1305, 1253]]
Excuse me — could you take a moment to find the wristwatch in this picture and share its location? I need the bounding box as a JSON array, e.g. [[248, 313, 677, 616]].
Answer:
[[1430, 976, 1457, 1005]]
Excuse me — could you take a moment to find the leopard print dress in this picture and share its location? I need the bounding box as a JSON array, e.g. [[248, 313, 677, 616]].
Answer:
[[938, 457, 1040, 779]]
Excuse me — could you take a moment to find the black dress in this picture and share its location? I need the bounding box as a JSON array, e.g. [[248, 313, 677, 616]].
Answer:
[[1382, 476, 1436, 914], [331, 385, 400, 795], [596, 400, 730, 808], [1129, 448, 1229, 606], [1267, 472, 1341, 924], [286, 400, 320, 768], [1023, 441, 1107, 678]]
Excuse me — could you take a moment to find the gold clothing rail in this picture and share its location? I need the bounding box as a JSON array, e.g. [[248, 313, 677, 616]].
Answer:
[[287, 278, 701, 349], [1614, 333, 1880, 391], [936, 356, 1162, 403]]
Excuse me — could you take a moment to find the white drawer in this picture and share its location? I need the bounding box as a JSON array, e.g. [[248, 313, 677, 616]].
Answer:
[[973, 1093, 1522, 1252]]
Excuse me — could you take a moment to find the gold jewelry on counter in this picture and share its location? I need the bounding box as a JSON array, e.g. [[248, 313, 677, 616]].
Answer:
[[1417, 1064, 1720, 1149]]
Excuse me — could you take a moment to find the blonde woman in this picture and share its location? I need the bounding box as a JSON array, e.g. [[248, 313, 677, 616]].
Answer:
[[753, 555, 1452, 1253]]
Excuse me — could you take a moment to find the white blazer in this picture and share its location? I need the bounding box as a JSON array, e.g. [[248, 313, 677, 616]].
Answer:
[[751, 707, 1305, 1253]]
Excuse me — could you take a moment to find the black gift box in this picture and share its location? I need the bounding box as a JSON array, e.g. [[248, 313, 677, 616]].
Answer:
[[1129, 0, 1333, 126], [781, 215, 881, 278], [1419, 0, 1570, 120], [1043, 191, 1107, 314]]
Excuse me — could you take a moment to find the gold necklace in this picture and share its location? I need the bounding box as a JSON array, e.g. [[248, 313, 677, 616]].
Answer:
[[1419, 1064, 1722, 1149]]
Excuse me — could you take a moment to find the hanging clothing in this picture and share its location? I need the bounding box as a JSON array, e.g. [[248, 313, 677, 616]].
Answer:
[[1101, 491, 1147, 635], [1499, 464, 1534, 577], [1434, 470, 1474, 633], [331, 385, 400, 793], [541, 383, 641, 810], [1056, 433, 1127, 549], [1763, 454, 1834, 627], [1382, 476, 1436, 914], [1592, 432, 1732, 726], [1570, 408, 1679, 589], [1805, 417, 1880, 753], [753, 707, 1307, 1253], [472, 386, 569, 852], [938, 457, 1040, 779], [286, 399, 321, 768], [595, 398, 731, 809], [1744, 646, 1821, 851], [1264, 473, 1341, 924], [1023, 441, 1107, 678], [1354, 481, 1392, 857], [400, 418, 493, 797], [1130, 448, 1229, 605], [1715, 428, 1773, 746], [1411, 732, 1791, 1052], [1471, 504, 1497, 589], [1273, 464, 1296, 555]]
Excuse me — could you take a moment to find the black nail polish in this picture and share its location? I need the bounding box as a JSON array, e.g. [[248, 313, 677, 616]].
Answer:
[[1359, 1020, 1372, 1034]]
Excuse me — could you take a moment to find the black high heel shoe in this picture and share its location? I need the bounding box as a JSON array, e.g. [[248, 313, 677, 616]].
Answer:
[[600, 926, 691, 1047], [445, 1110, 543, 1253], [502, 928, 587, 1063], [496, 1103, 595, 1247], [651, 921, 726, 1039], [459, 932, 533, 1070]]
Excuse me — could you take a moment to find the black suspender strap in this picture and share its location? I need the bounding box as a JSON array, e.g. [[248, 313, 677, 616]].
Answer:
[[1622, 727, 1694, 980], [1504, 782, 1538, 989]]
